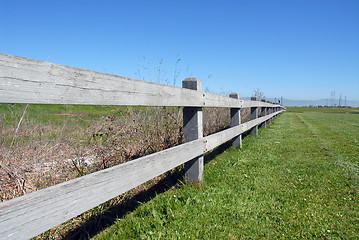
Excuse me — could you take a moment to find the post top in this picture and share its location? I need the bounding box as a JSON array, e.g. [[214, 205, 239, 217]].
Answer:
[[229, 93, 240, 99], [183, 77, 200, 82], [182, 78, 202, 91]]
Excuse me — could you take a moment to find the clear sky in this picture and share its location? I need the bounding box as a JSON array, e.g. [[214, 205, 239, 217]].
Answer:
[[1, 0, 358, 101]]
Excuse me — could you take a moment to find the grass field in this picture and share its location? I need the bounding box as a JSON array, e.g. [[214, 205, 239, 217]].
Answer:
[[286, 106, 359, 113], [93, 111, 359, 239]]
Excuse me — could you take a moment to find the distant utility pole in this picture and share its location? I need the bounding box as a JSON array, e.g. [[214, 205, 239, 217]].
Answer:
[[281, 96, 283, 105], [339, 94, 342, 107], [345, 96, 347, 107], [331, 91, 336, 107], [334, 91, 336, 106]]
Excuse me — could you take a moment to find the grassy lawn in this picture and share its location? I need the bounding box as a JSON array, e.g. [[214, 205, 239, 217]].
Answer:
[[93, 112, 359, 239]]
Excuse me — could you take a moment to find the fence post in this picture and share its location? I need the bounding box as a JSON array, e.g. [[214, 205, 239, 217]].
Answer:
[[265, 100, 270, 125], [229, 93, 242, 148], [273, 107, 276, 118], [250, 96, 258, 136], [267, 101, 272, 124], [260, 99, 267, 128], [182, 78, 203, 185]]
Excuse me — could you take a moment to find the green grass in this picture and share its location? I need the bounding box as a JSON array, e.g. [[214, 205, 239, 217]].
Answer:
[[0, 103, 181, 130], [93, 112, 359, 239], [286, 106, 359, 113], [0, 103, 159, 147], [0, 103, 127, 127]]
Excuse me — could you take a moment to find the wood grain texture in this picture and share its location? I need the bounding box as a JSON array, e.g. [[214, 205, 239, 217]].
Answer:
[[203, 92, 240, 108], [0, 53, 284, 109], [0, 53, 202, 107]]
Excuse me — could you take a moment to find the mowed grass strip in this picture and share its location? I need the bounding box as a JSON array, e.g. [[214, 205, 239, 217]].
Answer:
[[286, 106, 359, 114], [94, 112, 359, 239]]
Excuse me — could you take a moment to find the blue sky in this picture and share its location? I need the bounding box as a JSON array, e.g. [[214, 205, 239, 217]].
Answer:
[[1, 0, 358, 102]]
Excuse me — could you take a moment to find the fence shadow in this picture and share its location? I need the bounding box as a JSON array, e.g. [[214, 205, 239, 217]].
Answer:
[[62, 166, 184, 239], [62, 141, 235, 239], [204, 141, 232, 165]]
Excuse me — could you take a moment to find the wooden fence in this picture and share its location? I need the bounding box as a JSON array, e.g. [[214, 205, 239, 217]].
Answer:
[[0, 53, 285, 239]]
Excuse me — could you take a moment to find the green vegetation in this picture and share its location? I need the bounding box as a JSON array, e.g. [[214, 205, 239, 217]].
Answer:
[[0, 103, 127, 127], [286, 106, 359, 113], [0, 103, 122, 149], [94, 112, 359, 239]]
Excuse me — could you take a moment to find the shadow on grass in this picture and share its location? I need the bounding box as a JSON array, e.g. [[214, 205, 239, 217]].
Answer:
[[204, 141, 233, 165], [63, 167, 185, 239], [63, 141, 236, 239]]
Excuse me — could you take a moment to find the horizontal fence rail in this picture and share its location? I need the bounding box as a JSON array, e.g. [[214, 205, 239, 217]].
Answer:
[[0, 53, 280, 108], [0, 53, 285, 239]]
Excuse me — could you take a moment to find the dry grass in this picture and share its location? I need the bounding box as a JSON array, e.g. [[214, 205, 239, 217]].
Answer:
[[0, 106, 252, 201]]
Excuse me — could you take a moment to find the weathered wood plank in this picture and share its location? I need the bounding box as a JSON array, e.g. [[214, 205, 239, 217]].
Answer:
[[0, 53, 203, 107], [204, 125, 242, 151], [1, 53, 284, 109], [203, 92, 241, 108], [241, 100, 281, 108]]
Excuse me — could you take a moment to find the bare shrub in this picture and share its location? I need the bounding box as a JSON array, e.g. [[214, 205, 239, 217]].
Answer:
[[241, 108, 251, 123], [87, 106, 183, 170], [203, 108, 230, 136], [0, 139, 87, 200]]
